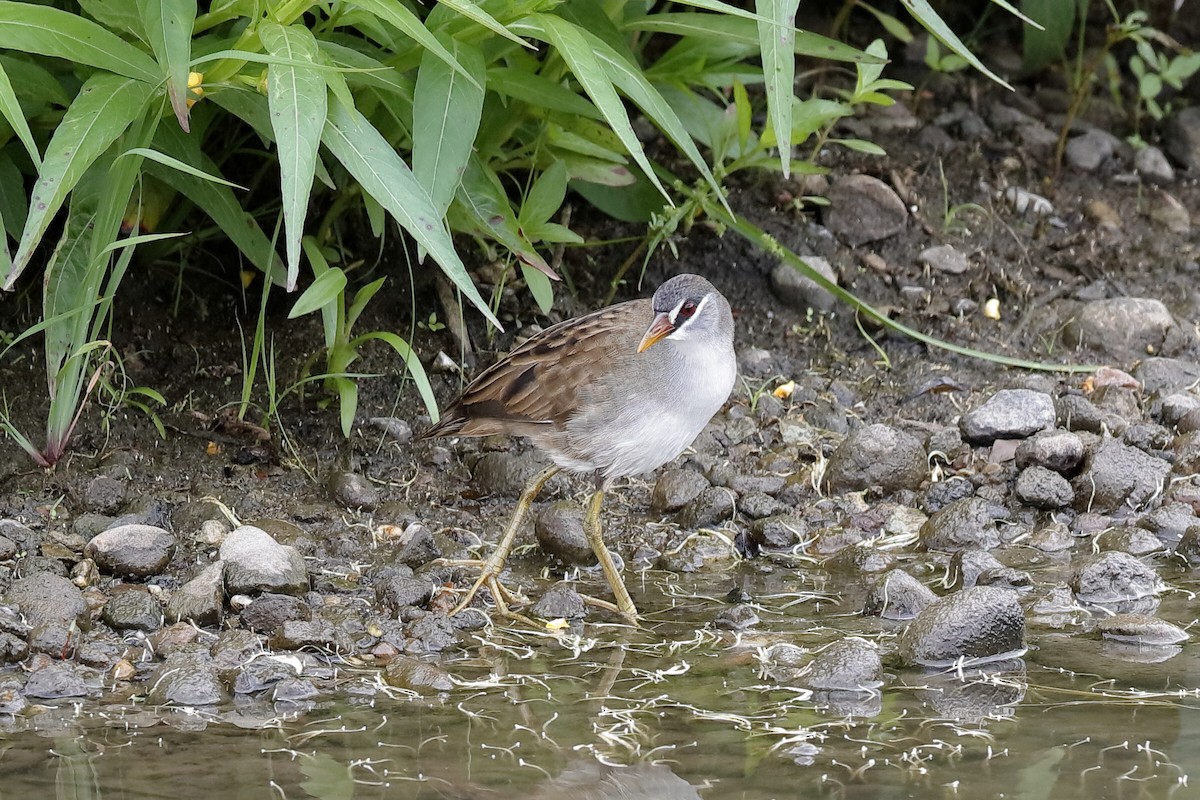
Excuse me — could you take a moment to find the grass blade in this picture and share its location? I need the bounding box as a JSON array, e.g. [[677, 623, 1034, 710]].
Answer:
[[260, 21, 327, 292], [322, 96, 501, 330], [350, 0, 479, 90]]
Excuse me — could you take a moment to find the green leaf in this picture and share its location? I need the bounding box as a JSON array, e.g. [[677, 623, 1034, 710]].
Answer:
[[434, 0, 533, 50], [348, 0, 480, 90], [517, 14, 669, 203], [260, 21, 327, 292], [452, 155, 552, 276], [519, 161, 568, 230], [487, 67, 601, 118], [322, 96, 501, 329], [0, 1, 157, 82], [1020, 0, 1074, 71], [122, 147, 246, 188], [898, 0, 1013, 89], [0, 150, 23, 238], [7, 74, 151, 289], [757, 0, 800, 177], [138, 0, 195, 131], [0, 61, 39, 167], [856, 1, 914, 43], [521, 264, 553, 314], [79, 0, 144, 39], [289, 267, 347, 319], [356, 330, 439, 424], [624, 13, 875, 64], [571, 173, 664, 223], [834, 138, 887, 155], [413, 37, 484, 218]]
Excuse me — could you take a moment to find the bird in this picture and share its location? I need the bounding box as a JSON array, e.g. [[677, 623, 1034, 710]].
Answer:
[[422, 273, 736, 622]]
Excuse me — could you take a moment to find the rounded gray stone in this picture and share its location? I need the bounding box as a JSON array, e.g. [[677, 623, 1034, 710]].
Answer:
[[897, 586, 1026, 667], [960, 389, 1055, 444], [85, 524, 176, 578], [824, 174, 908, 246], [824, 424, 928, 493], [807, 637, 883, 691], [1065, 298, 1175, 360], [220, 525, 310, 596]]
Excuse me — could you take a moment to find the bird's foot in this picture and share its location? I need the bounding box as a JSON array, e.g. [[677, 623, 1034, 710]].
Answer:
[[580, 593, 640, 627], [448, 562, 541, 626]]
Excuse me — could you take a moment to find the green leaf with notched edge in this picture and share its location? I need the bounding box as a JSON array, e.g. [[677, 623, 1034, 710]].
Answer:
[[7, 74, 151, 289], [261, 21, 327, 291], [0, 2, 157, 82], [322, 97, 500, 330]]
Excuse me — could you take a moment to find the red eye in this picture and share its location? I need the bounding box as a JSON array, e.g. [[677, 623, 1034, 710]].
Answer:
[[678, 301, 697, 318]]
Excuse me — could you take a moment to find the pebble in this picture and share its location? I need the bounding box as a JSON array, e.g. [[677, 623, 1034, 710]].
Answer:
[[1070, 551, 1163, 604], [472, 452, 552, 497], [1096, 613, 1188, 646], [6, 574, 86, 627], [1137, 503, 1200, 547], [918, 244, 969, 274], [328, 471, 380, 510], [529, 583, 586, 620], [240, 592, 312, 634], [824, 175, 908, 246], [862, 569, 936, 620], [83, 475, 126, 515], [1065, 297, 1175, 359], [406, 613, 456, 654], [165, 562, 225, 627], [678, 487, 736, 529], [823, 424, 928, 493], [920, 497, 1004, 551], [897, 586, 1026, 667], [749, 515, 810, 550], [950, 548, 1003, 590], [367, 417, 414, 444], [738, 492, 788, 519], [1028, 521, 1073, 551], [1135, 357, 1200, 395], [651, 469, 710, 513], [657, 531, 736, 572], [534, 501, 595, 565], [712, 604, 758, 631], [1014, 429, 1085, 473], [271, 619, 341, 651], [84, 524, 176, 579], [1134, 145, 1174, 184], [959, 389, 1056, 444], [806, 637, 883, 691], [1014, 465, 1074, 509], [219, 525, 310, 596], [384, 656, 454, 693], [148, 650, 225, 705], [1072, 438, 1171, 512], [376, 573, 432, 611], [23, 662, 89, 699], [1064, 129, 1120, 171], [769, 258, 838, 312], [101, 588, 162, 632]]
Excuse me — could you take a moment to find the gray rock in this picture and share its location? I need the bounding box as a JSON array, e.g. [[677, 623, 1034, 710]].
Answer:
[[960, 389, 1055, 444], [677, 487, 736, 529], [1028, 521, 1074, 551], [210, 629, 266, 671], [1015, 429, 1085, 473], [472, 452, 551, 497], [6, 573, 86, 626], [1134, 145, 1174, 184], [918, 244, 969, 274], [368, 416, 414, 444], [1164, 105, 1200, 170], [1056, 393, 1109, 433], [823, 424, 928, 493], [1064, 128, 1120, 171], [739, 492, 788, 519], [769, 257, 838, 312], [862, 569, 937, 620], [83, 475, 125, 515], [823, 542, 896, 575], [383, 656, 453, 693], [977, 567, 1033, 590], [0, 631, 27, 663], [102, 589, 162, 632], [0, 534, 16, 561], [920, 497, 1004, 552], [1070, 551, 1163, 603], [1135, 357, 1200, 394], [23, 663, 89, 699], [1173, 431, 1200, 475], [807, 637, 883, 691], [1159, 393, 1200, 427], [85, 524, 176, 578], [1065, 298, 1175, 360], [922, 477, 975, 513], [535, 501, 594, 566], [406, 613, 456, 654], [897, 586, 1026, 667], [1138, 503, 1200, 547], [166, 562, 225, 627], [1072, 438, 1171, 512], [240, 592, 311, 634], [1177, 526, 1200, 565], [824, 174, 908, 246], [657, 531, 736, 572], [1097, 613, 1188, 645], [713, 604, 759, 630], [1094, 527, 1164, 556], [530, 583, 586, 620], [950, 548, 1004, 590], [390, 523, 442, 569], [271, 619, 339, 651], [749, 515, 810, 550], [1014, 465, 1075, 509], [376, 574, 432, 611], [220, 525, 310, 596], [148, 650, 225, 705], [328, 471, 379, 510]]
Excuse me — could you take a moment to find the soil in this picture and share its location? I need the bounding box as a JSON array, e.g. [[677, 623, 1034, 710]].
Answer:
[[0, 43, 1198, 799]]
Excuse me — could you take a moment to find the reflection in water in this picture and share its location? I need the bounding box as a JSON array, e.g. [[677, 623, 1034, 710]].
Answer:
[[1, 570, 1197, 800]]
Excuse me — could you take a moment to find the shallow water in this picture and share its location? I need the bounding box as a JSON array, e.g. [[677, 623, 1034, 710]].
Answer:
[[1, 562, 1198, 800]]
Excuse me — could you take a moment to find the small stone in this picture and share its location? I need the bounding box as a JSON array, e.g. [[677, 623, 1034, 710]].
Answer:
[[807, 637, 883, 691], [749, 515, 810, 550], [376, 574, 432, 611], [920, 497, 1004, 552], [824, 174, 908, 246], [406, 613, 456, 654], [83, 475, 126, 515], [1137, 503, 1200, 547], [823, 424, 928, 493], [949, 548, 1003, 590], [535, 501, 594, 566], [1015, 430, 1085, 474], [739, 491, 787, 519], [148, 651, 225, 705], [472, 452, 552, 497], [220, 525, 310, 596], [657, 531, 736, 572], [6, 574, 86, 627], [101, 588, 162, 632], [1164, 106, 1200, 170], [85, 524, 176, 578], [368, 417, 414, 444], [1064, 129, 1120, 171], [713, 604, 759, 630], [897, 586, 1026, 667], [1014, 466, 1074, 509], [1072, 438, 1171, 513], [1135, 358, 1200, 394], [1028, 521, 1074, 552], [769, 257, 838, 312], [677, 487, 736, 529], [960, 390, 1056, 444], [390, 523, 441, 569], [240, 593, 312, 634], [328, 471, 379, 510], [23, 663, 89, 699], [1070, 551, 1163, 603], [918, 244, 969, 274], [383, 656, 453, 693], [1056, 394, 1108, 433], [1095, 526, 1165, 556], [1097, 613, 1188, 645], [529, 583, 586, 620], [271, 619, 341, 651], [1134, 145, 1174, 184], [862, 569, 937, 620], [165, 562, 225, 627], [1065, 298, 1175, 360]]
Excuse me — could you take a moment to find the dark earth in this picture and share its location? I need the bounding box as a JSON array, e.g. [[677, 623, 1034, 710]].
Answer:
[[0, 28, 1199, 800]]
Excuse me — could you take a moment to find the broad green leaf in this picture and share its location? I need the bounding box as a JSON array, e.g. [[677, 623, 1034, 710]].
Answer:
[[122, 147, 246, 188], [0, 2, 157, 82], [7, 74, 151, 289], [898, 0, 1013, 89], [349, 0, 479, 90], [856, 1, 914, 43], [261, 21, 327, 292], [0, 62, 39, 167], [317, 41, 415, 101], [1020, 0, 1073, 70], [571, 174, 663, 223], [452, 155, 552, 276], [138, 0, 195, 130], [519, 161, 567, 230], [413, 37, 484, 218], [757, 0, 799, 177], [517, 14, 668, 203], [0, 54, 70, 108], [356, 330, 438, 424], [522, 264, 553, 314], [346, 276, 386, 331], [0, 150, 22, 238], [79, 0, 144, 40], [322, 97, 500, 329], [288, 267, 346, 318]]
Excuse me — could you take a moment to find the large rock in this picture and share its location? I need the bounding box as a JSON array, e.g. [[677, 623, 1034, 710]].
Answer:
[[220, 525, 310, 596], [85, 524, 176, 578], [823, 424, 928, 493], [1070, 551, 1162, 603], [1065, 298, 1175, 360], [823, 175, 907, 246], [1072, 438, 1171, 512], [897, 586, 1026, 667]]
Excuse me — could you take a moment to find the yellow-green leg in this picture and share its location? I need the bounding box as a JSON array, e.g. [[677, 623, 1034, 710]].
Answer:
[[451, 465, 560, 618], [582, 488, 639, 622]]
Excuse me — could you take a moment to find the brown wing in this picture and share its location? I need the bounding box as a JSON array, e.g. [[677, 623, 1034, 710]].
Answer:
[[422, 298, 650, 439]]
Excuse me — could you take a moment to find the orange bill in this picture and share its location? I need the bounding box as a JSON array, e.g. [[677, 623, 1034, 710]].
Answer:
[[637, 312, 674, 353]]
